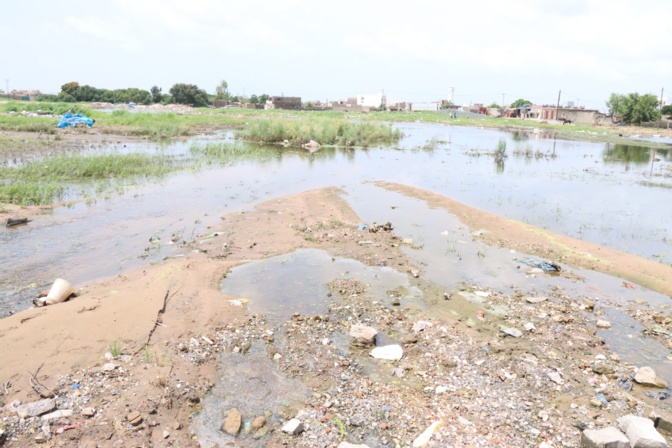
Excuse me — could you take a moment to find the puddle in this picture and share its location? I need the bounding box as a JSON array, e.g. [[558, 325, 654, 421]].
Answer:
[[192, 343, 308, 447], [220, 248, 421, 324]]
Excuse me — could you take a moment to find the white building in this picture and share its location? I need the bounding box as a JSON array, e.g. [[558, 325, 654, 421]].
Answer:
[[357, 92, 387, 109]]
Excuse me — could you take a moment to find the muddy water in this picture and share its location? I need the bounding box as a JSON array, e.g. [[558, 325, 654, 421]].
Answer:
[[1, 123, 672, 365]]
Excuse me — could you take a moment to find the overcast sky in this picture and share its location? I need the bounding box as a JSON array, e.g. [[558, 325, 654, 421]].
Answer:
[[2, 1, 670, 111]]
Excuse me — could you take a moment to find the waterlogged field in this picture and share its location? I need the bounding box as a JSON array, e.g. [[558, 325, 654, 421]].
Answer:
[[1, 119, 671, 316]]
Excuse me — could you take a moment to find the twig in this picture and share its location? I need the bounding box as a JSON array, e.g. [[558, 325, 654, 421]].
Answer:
[[133, 289, 177, 355], [27, 363, 56, 398], [2, 380, 11, 395]]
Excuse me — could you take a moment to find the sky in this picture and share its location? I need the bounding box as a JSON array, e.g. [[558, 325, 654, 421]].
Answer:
[[2, 0, 671, 111]]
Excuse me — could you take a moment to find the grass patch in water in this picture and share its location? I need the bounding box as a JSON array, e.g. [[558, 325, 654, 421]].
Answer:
[[189, 141, 278, 165], [0, 152, 177, 205], [244, 117, 401, 147]]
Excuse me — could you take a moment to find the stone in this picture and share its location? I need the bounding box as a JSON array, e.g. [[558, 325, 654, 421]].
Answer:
[[618, 414, 668, 448], [525, 296, 548, 303], [82, 407, 96, 417], [596, 320, 611, 328], [127, 411, 143, 426], [500, 327, 523, 338], [370, 345, 403, 361], [102, 363, 118, 371], [42, 409, 73, 421], [163, 430, 170, 439], [650, 409, 672, 434], [524, 322, 536, 332], [282, 418, 304, 435], [15, 398, 56, 418], [338, 443, 371, 448], [580, 426, 629, 448], [251, 415, 266, 430], [222, 408, 242, 435], [593, 363, 615, 375], [412, 421, 442, 447], [34, 433, 47, 444], [409, 268, 420, 278], [349, 324, 377, 347], [548, 371, 564, 385], [635, 366, 668, 388], [412, 321, 432, 333]]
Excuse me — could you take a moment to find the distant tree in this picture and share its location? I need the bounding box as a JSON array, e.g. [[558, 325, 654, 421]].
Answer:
[[249, 94, 259, 104], [606, 93, 627, 118], [150, 86, 163, 103], [662, 104, 672, 116], [258, 94, 269, 104], [510, 98, 532, 108], [74, 85, 98, 102], [61, 82, 80, 96], [488, 102, 501, 108], [169, 83, 210, 107], [622, 93, 659, 123], [215, 80, 230, 100]]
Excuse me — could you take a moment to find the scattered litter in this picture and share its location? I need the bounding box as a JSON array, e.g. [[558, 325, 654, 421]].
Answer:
[[517, 258, 561, 273], [229, 298, 250, 307], [34, 279, 75, 306], [645, 391, 671, 400], [616, 377, 634, 391]]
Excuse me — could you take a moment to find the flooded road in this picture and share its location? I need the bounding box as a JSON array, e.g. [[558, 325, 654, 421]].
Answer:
[[2, 122, 671, 323]]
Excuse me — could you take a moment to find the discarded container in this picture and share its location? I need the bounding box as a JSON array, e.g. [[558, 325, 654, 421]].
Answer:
[[39, 279, 74, 306]]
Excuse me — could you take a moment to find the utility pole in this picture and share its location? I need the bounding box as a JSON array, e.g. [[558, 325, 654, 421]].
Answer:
[[502, 93, 505, 108], [555, 90, 561, 120], [658, 87, 664, 130]]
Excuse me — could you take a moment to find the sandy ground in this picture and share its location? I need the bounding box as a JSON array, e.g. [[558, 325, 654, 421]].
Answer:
[[2, 183, 672, 446]]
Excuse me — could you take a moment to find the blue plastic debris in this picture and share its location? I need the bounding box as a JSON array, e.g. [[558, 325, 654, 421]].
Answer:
[[71, 383, 80, 389], [57, 111, 95, 128], [517, 258, 561, 272], [358, 224, 368, 231], [596, 393, 607, 403]]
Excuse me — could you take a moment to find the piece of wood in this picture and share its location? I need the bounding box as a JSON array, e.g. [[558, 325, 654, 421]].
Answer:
[[6, 218, 29, 228]]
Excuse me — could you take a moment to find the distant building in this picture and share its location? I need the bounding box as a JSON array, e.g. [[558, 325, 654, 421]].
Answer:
[[532, 105, 605, 124], [357, 92, 386, 109], [410, 102, 439, 112], [265, 96, 302, 110], [1, 89, 41, 101]]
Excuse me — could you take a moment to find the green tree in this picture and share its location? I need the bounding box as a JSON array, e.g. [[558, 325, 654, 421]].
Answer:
[[61, 82, 80, 96], [606, 93, 627, 118], [488, 102, 500, 108], [249, 94, 259, 104], [215, 80, 230, 100], [74, 85, 98, 102], [662, 104, 672, 116], [258, 94, 269, 104], [623, 93, 660, 123], [510, 98, 532, 108], [150, 86, 163, 103], [169, 83, 210, 107]]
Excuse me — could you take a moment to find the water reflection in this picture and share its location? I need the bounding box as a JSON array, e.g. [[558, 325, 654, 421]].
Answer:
[[603, 143, 653, 165]]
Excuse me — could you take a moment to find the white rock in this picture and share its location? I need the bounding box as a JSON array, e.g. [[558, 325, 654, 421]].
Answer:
[[273, 353, 282, 361], [370, 345, 403, 361], [412, 421, 442, 447], [101, 363, 117, 372], [634, 366, 668, 388], [435, 386, 447, 394], [618, 414, 668, 448], [338, 443, 371, 448], [42, 409, 73, 422], [349, 324, 377, 343], [500, 327, 523, 338], [282, 418, 304, 435], [580, 426, 629, 448], [412, 321, 433, 333], [596, 320, 611, 328], [475, 291, 490, 298], [524, 322, 536, 332], [525, 296, 548, 303], [547, 371, 564, 385]]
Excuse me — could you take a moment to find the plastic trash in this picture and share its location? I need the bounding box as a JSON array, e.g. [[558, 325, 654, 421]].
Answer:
[[57, 112, 95, 128], [34, 279, 74, 306], [517, 257, 561, 272]]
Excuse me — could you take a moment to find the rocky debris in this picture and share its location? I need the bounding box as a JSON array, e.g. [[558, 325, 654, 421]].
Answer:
[[222, 408, 242, 435], [618, 414, 668, 448], [338, 443, 371, 448], [370, 344, 403, 360], [412, 420, 443, 447], [127, 410, 143, 426], [42, 409, 73, 422], [500, 326, 523, 338], [581, 426, 629, 447], [14, 398, 56, 418], [596, 320, 612, 329], [81, 407, 96, 417], [282, 417, 304, 435], [349, 324, 377, 347], [526, 296, 548, 303], [635, 366, 669, 388]]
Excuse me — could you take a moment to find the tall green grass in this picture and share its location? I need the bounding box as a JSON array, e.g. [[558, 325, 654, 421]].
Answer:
[[189, 141, 278, 165], [244, 117, 401, 147], [0, 153, 176, 205]]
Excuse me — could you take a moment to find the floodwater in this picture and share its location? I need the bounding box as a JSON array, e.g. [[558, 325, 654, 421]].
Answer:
[[2, 122, 672, 373]]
